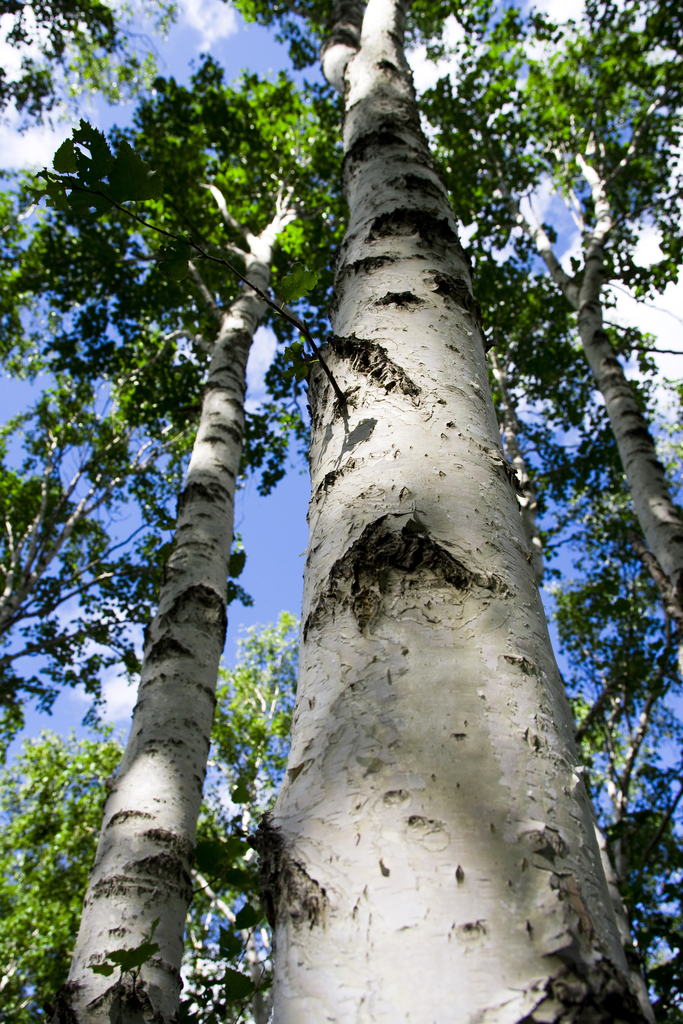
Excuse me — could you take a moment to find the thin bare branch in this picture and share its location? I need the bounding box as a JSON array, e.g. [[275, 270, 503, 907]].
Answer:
[[188, 263, 223, 324]]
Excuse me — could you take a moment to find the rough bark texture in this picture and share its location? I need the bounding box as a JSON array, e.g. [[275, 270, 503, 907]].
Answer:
[[260, 2, 650, 1021], [52, 225, 282, 1024], [490, 349, 543, 586]]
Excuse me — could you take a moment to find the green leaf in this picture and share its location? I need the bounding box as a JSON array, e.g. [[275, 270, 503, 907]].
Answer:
[[234, 903, 261, 929], [108, 940, 160, 972], [283, 338, 310, 383], [157, 239, 191, 280], [53, 140, 78, 174], [90, 962, 116, 976], [218, 927, 242, 958], [72, 120, 114, 185], [194, 836, 245, 874], [279, 263, 319, 303], [228, 549, 246, 579], [231, 777, 251, 803], [109, 140, 162, 204], [222, 966, 255, 1001]]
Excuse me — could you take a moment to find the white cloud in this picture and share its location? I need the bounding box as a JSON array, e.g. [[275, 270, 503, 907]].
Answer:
[[0, 114, 74, 171], [531, 0, 586, 23], [178, 0, 239, 51], [101, 671, 139, 722], [407, 15, 464, 95]]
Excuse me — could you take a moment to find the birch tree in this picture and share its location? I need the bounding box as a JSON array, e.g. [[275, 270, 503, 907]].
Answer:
[[219, 0, 655, 1019], [9, 65, 339, 1023], [0, 617, 298, 1024], [0, 377, 176, 755], [422, 0, 683, 660]]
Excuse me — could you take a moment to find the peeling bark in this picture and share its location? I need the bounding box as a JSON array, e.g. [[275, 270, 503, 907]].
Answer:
[[51, 216, 290, 1024], [263, 1, 651, 1021]]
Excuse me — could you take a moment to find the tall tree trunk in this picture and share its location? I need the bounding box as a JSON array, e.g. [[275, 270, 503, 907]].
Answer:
[[256, 2, 650, 1020], [52, 222, 284, 1024], [509, 160, 683, 607]]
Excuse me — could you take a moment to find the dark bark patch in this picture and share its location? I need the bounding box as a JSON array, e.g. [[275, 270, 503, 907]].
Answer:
[[107, 809, 154, 828], [158, 582, 227, 642], [303, 514, 494, 639], [428, 272, 482, 330], [331, 334, 420, 398], [522, 958, 649, 1023], [143, 828, 193, 858], [399, 172, 446, 201], [315, 458, 357, 498], [145, 636, 194, 665], [376, 291, 424, 308], [345, 129, 405, 166], [376, 58, 401, 76], [123, 850, 192, 891], [177, 479, 232, 518], [367, 208, 459, 248], [252, 814, 327, 934]]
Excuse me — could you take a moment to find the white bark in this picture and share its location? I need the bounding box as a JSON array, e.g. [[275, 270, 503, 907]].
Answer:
[[52, 216, 289, 1024], [512, 160, 683, 595], [258, 2, 648, 1021], [490, 349, 543, 586]]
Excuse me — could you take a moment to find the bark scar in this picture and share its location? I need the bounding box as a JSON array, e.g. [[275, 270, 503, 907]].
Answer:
[[252, 815, 327, 933], [303, 514, 497, 639]]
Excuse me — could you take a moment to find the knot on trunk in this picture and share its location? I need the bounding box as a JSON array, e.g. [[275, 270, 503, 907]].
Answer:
[[251, 815, 327, 934]]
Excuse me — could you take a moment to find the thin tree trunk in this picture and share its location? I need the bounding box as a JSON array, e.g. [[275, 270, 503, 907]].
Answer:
[[256, 2, 650, 1020], [490, 348, 543, 585], [509, 160, 683, 602], [51, 220, 285, 1024]]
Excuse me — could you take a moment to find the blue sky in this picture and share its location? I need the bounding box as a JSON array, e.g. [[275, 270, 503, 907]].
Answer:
[[0, 0, 316, 752]]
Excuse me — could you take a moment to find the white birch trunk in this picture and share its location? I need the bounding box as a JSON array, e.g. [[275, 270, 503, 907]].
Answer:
[[514, 160, 683, 595], [257, 2, 650, 1020], [490, 349, 543, 586], [51, 222, 285, 1024]]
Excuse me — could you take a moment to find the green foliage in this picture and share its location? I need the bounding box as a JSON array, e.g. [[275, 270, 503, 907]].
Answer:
[[279, 263, 319, 303], [0, 377, 182, 755], [553, 492, 683, 1019], [0, 0, 175, 123], [0, 729, 124, 1020], [0, 616, 298, 1022]]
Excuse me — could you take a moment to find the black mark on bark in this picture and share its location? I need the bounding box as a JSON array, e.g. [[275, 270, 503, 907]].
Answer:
[[303, 515, 495, 638], [376, 291, 424, 308], [177, 479, 232, 518], [522, 958, 650, 1023], [145, 636, 194, 665], [252, 815, 327, 933], [429, 272, 482, 330], [315, 458, 357, 498], [367, 208, 459, 248], [107, 809, 153, 828], [331, 334, 420, 399], [155, 583, 228, 649]]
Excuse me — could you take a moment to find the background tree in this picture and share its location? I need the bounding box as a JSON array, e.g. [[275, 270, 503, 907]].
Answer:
[[1, 0, 176, 123], [0, 615, 298, 1024], [421, 0, 683, 653]]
